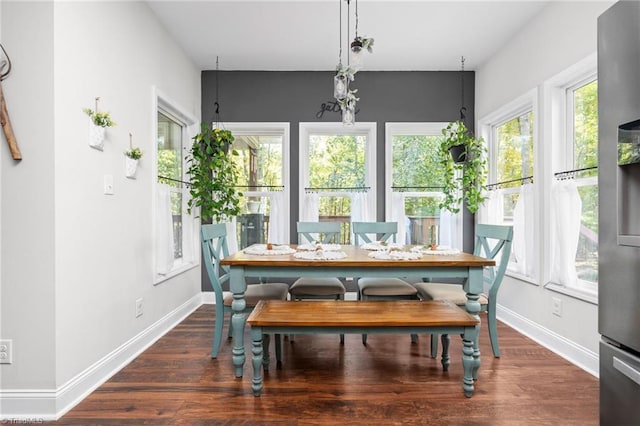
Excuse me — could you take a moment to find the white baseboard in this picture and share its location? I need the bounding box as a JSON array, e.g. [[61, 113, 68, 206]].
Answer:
[[0, 293, 203, 421], [497, 304, 599, 377]]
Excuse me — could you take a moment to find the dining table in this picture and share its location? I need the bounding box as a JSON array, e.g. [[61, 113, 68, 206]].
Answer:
[[220, 243, 495, 379]]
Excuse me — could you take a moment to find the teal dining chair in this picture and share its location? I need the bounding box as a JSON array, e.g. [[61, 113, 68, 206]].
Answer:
[[352, 221, 419, 345], [414, 223, 513, 358], [289, 221, 347, 301], [201, 223, 290, 359], [289, 221, 346, 343]]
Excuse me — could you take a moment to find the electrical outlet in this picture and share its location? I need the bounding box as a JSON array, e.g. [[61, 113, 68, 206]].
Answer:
[[552, 297, 563, 317], [135, 298, 143, 318], [0, 339, 13, 364]]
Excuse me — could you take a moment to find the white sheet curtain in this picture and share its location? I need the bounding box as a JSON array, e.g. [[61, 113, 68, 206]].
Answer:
[[512, 183, 535, 277], [477, 189, 504, 225], [300, 192, 319, 223], [268, 192, 287, 244], [225, 220, 239, 255], [390, 192, 408, 244], [439, 208, 462, 250], [550, 179, 582, 286], [181, 187, 196, 264], [156, 184, 175, 275]]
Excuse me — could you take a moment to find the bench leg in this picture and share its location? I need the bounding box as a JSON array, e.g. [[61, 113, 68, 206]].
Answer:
[[462, 328, 476, 398], [440, 334, 451, 371], [250, 327, 264, 397]]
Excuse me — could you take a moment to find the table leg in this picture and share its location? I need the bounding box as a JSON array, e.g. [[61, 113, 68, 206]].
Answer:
[[262, 333, 271, 370], [250, 326, 264, 397], [230, 267, 248, 378], [465, 267, 483, 379]]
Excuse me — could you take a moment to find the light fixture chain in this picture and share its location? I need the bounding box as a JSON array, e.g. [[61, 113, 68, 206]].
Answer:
[[355, 0, 359, 37], [460, 56, 466, 121]]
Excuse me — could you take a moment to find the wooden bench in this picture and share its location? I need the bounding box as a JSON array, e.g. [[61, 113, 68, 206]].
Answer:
[[246, 300, 480, 397]]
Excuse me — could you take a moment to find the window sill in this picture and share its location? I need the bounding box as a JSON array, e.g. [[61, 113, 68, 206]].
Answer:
[[544, 282, 598, 305], [154, 260, 200, 285], [505, 270, 538, 286]]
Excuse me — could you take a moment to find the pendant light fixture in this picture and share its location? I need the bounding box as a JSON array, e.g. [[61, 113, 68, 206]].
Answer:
[[333, 0, 373, 126]]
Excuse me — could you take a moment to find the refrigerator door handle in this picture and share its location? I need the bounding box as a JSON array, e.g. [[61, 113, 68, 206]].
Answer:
[[613, 356, 640, 386]]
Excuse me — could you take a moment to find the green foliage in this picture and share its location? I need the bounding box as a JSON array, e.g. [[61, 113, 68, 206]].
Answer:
[[124, 147, 143, 160], [83, 108, 115, 127], [392, 134, 444, 216], [186, 124, 242, 223], [439, 120, 487, 214]]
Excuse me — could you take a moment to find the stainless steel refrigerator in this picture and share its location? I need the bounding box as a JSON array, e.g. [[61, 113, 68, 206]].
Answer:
[[598, 2, 640, 424]]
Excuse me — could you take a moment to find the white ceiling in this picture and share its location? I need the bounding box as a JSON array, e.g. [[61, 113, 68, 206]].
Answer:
[[147, 0, 549, 72]]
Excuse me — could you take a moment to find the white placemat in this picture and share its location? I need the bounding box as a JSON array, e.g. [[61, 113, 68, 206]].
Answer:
[[360, 242, 405, 251], [293, 250, 347, 260], [410, 246, 461, 255], [297, 243, 342, 252], [368, 250, 422, 260], [244, 244, 296, 255]]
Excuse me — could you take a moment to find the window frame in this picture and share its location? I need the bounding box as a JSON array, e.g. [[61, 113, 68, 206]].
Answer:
[[299, 122, 377, 224], [479, 89, 539, 284], [384, 122, 462, 247], [224, 122, 291, 246], [153, 88, 199, 285], [544, 54, 598, 303]]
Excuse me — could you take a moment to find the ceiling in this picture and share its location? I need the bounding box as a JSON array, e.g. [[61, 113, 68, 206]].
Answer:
[[147, 0, 549, 72]]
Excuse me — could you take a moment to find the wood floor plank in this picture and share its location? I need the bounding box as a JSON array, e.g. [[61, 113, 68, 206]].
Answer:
[[52, 304, 598, 425]]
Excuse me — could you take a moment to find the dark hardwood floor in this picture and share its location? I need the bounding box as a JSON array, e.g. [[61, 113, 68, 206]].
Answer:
[[53, 304, 598, 425]]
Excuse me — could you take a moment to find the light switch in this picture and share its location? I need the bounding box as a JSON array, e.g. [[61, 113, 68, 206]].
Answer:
[[104, 174, 114, 195]]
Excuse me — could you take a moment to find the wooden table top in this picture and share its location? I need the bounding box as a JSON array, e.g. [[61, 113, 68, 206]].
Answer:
[[247, 300, 478, 328], [221, 244, 495, 268]]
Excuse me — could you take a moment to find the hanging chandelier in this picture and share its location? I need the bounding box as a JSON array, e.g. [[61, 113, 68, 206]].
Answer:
[[333, 0, 374, 126]]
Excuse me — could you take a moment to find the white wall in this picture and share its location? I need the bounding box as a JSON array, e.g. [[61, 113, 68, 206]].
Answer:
[[1, 0, 201, 418], [476, 1, 614, 374], [0, 0, 57, 393]]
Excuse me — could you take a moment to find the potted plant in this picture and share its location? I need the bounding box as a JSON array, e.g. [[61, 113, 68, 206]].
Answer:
[[439, 120, 488, 214], [186, 123, 242, 223], [124, 133, 143, 179], [83, 97, 115, 151]]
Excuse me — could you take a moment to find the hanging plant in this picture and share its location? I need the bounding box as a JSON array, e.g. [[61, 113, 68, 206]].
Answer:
[[186, 123, 242, 223], [439, 120, 488, 214], [83, 108, 115, 128]]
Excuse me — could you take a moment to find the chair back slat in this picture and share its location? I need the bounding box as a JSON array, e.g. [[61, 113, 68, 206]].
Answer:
[[297, 221, 341, 244], [352, 222, 398, 245], [473, 224, 514, 300], [201, 224, 231, 298]]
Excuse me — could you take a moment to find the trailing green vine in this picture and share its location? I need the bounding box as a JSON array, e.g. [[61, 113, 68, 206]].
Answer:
[[439, 120, 488, 214], [186, 124, 242, 223]]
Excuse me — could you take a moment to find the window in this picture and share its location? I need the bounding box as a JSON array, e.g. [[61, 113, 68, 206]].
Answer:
[[385, 123, 461, 247], [225, 123, 290, 248], [481, 90, 537, 280], [568, 79, 598, 291], [299, 123, 376, 243], [154, 92, 198, 283], [547, 57, 598, 298]]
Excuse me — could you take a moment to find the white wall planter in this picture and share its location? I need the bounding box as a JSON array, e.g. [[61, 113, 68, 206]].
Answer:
[[125, 157, 138, 179], [88, 121, 105, 151]]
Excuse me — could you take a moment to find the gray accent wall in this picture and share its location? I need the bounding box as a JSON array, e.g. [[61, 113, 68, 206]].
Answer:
[[201, 70, 475, 251]]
